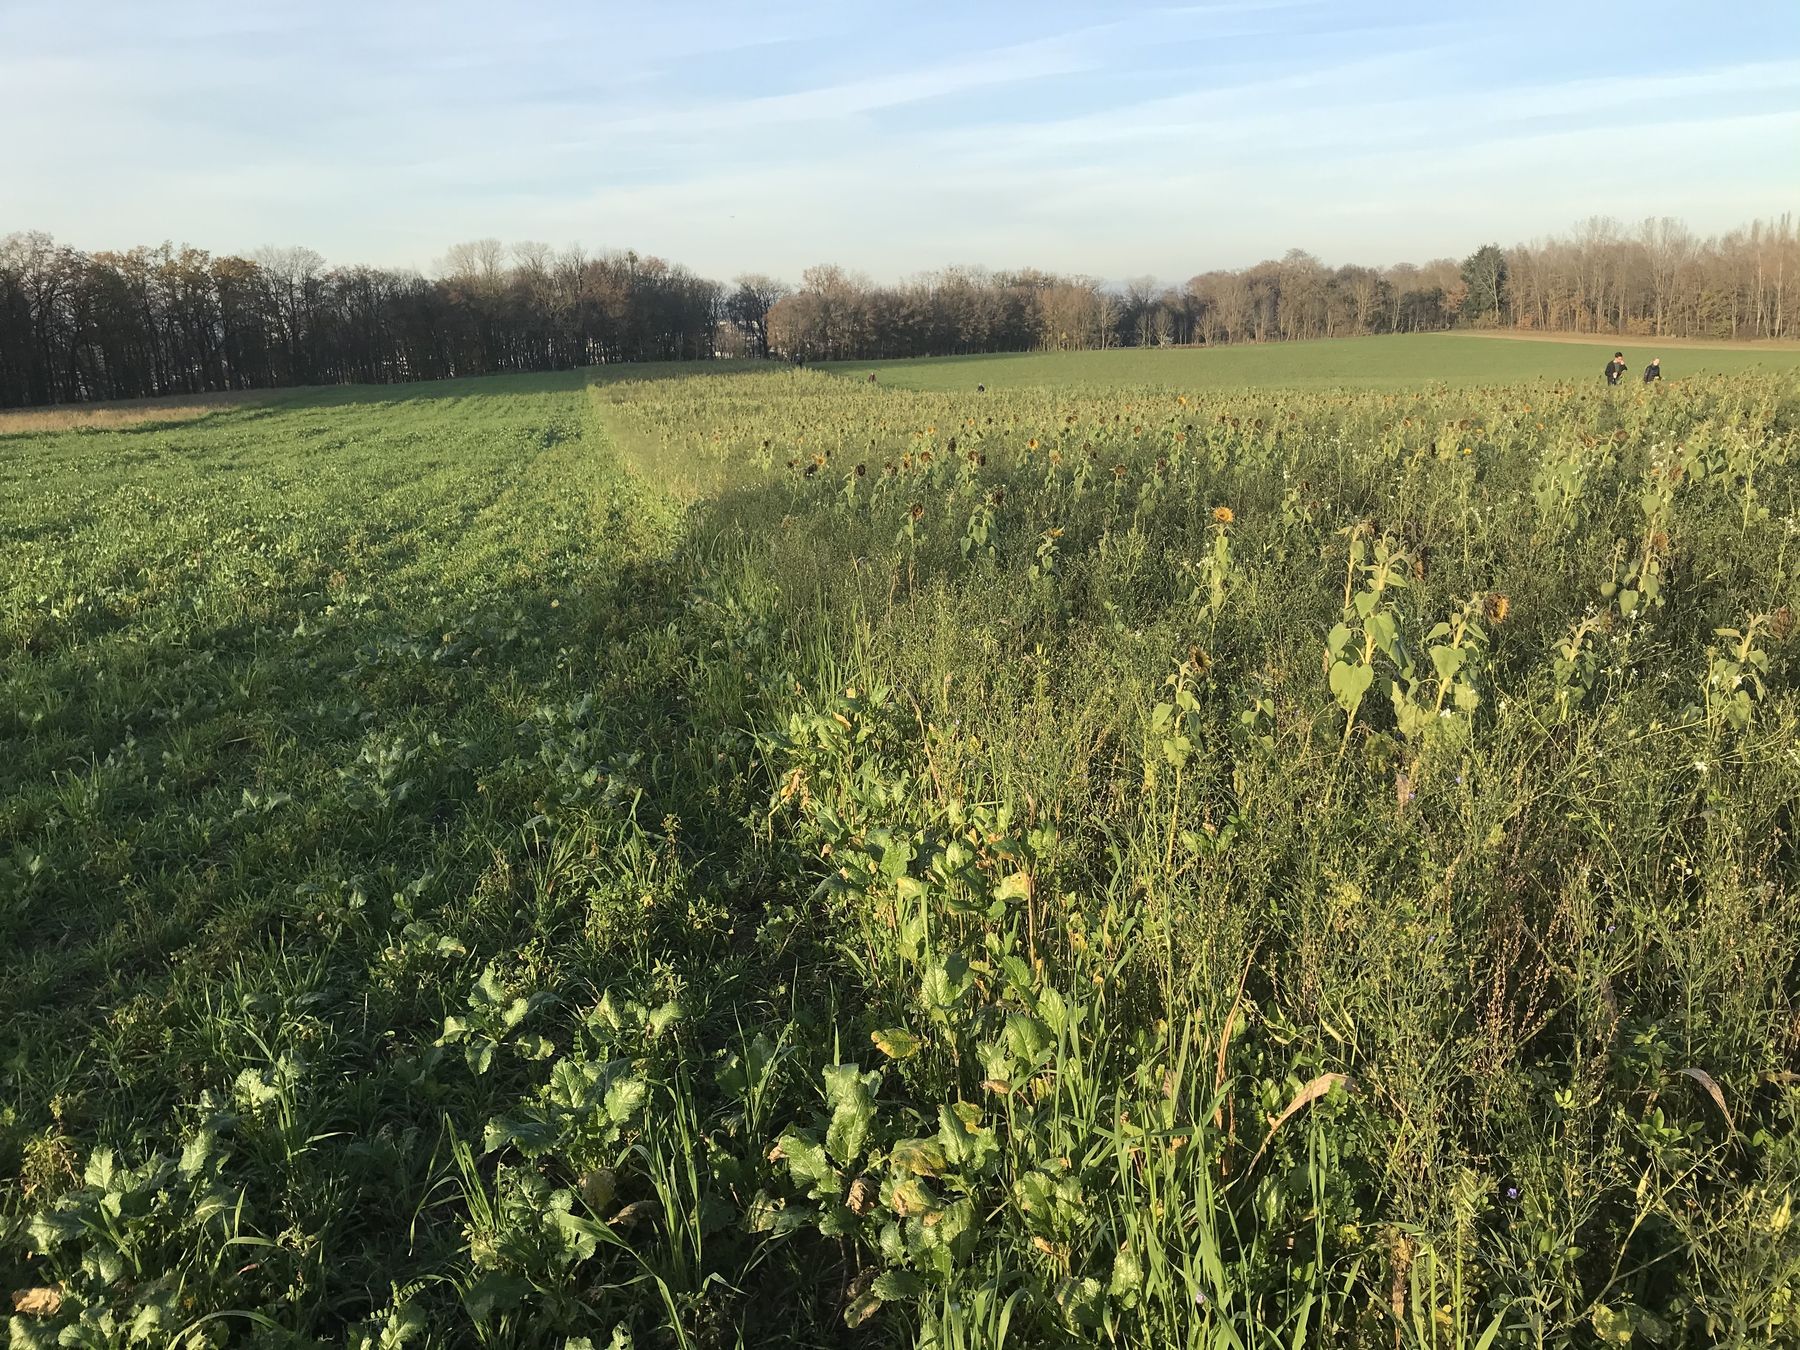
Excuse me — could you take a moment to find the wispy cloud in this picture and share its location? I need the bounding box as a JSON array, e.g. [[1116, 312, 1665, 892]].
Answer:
[[4, 0, 1795, 279]]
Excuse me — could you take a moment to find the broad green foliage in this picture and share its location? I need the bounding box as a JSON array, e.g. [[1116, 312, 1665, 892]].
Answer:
[[4, 364, 1800, 1348]]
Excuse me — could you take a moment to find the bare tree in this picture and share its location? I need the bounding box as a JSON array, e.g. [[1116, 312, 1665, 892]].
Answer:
[[1640, 218, 1691, 335], [10, 211, 1800, 409], [725, 274, 788, 358]]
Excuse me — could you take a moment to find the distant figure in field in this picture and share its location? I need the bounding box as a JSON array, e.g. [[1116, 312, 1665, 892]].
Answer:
[[1605, 352, 1627, 385], [976, 384, 985, 393], [1643, 357, 1662, 384], [867, 373, 877, 384]]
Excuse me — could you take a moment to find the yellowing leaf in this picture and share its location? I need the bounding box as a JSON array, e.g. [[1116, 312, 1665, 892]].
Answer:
[[844, 1286, 882, 1328], [996, 871, 1032, 902], [1591, 1303, 1634, 1344], [886, 1177, 939, 1217], [889, 1137, 948, 1177], [871, 1027, 922, 1060]]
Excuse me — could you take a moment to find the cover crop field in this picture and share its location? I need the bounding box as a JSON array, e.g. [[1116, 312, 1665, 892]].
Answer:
[[831, 333, 1800, 393], [4, 359, 1799, 1348]]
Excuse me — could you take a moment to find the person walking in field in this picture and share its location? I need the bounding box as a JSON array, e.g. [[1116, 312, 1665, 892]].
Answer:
[[1605, 352, 1627, 385], [1643, 357, 1662, 383]]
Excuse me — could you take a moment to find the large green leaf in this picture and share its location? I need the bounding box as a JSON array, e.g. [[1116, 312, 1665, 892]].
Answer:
[[1328, 660, 1374, 712], [921, 953, 973, 1010], [937, 1102, 999, 1172], [823, 1064, 880, 1164]]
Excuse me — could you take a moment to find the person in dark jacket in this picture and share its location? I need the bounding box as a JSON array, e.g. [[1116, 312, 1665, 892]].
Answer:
[[1643, 357, 1661, 383], [1605, 352, 1627, 385]]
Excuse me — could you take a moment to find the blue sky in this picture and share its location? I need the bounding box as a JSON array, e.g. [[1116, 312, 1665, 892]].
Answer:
[[4, 0, 1797, 282]]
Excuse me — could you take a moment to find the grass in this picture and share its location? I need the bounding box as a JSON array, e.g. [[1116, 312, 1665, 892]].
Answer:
[[830, 332, 1800, 391], [4, 360, 1799, 1348]]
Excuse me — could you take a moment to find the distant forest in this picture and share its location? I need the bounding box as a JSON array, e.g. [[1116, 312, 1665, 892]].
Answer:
[[2, 215, 1795, 407]]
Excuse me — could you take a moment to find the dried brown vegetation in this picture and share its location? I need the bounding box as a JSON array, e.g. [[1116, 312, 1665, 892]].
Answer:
[[0, 390, 270, 435]]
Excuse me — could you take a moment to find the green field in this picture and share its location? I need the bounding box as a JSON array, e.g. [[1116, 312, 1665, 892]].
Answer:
[[4, 359, 1800, 1347], [833, 333, 1800, 391]]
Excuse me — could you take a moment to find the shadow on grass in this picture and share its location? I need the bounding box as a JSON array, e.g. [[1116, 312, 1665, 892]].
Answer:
[[0, 401, 861, 1344]]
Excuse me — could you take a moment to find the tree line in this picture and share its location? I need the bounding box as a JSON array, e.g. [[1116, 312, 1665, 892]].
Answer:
[[769, 216, 1798, 359], [0, 236, 718, 409], [3, 213, 1794, 407]]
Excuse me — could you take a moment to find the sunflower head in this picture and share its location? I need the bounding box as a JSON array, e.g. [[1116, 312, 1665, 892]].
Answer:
[[1212, 505, 1234, 525]]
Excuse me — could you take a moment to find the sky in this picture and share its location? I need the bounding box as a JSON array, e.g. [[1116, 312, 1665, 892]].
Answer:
[[3, 0, 1798, 284]]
